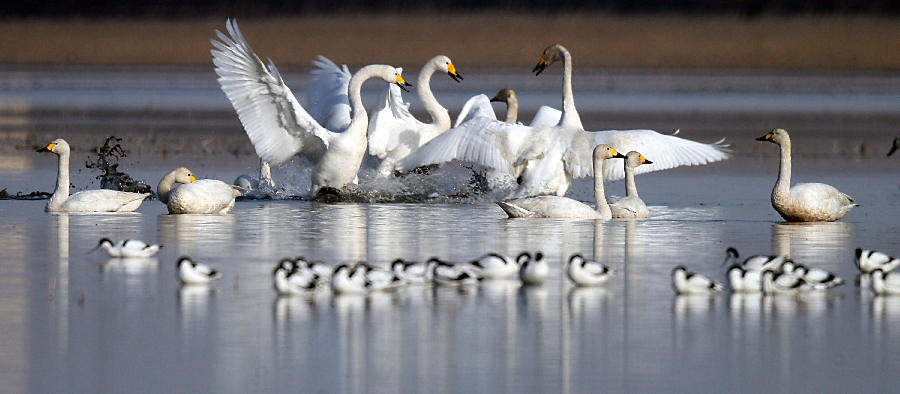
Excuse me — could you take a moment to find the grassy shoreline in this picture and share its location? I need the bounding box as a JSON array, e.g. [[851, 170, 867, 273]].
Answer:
[[1, 13, 898, 69]]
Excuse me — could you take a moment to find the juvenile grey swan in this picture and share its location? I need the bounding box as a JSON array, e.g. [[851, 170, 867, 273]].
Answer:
[[756, 128, 857, 222]]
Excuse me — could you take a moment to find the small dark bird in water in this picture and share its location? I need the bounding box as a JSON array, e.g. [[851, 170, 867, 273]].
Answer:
[[888, 135, 899, 157]]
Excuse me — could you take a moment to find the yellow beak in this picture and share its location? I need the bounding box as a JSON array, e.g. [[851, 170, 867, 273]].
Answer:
[[189, 175, 197, 183]]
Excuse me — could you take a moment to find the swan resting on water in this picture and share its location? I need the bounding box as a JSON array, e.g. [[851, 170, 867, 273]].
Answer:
[[36, 139, 150, 213], [756, 128, 857, 222], [609, 151, 653, 219], [158, 167, 241, 214], [211, 19, 411, 197], [497, 144, 624, 219]]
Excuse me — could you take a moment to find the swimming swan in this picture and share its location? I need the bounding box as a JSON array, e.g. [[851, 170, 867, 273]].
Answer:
[[756, 128, 857, 222], [497, 145, 624, 219], [399, 44, 728, 198], [36, 139, 150, 213], [367, 55, 463, 176], [609, 151, 653, 218], [456, 88, 562, 128], [158, 167, 241, 214], [210, 19, 411, 196]]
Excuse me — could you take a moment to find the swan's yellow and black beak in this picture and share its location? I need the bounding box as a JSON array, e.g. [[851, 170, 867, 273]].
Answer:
[[447, 63, 463, 83], [395, 73, 412, 92], [189, 174, 197, 183], [532, 55, 547, 75], [610, 147, 626, 159], [490, 92, 502, 102], [36, 143, 55, 152], [756, 132, 773, 142], [640, 155, 653, 165]]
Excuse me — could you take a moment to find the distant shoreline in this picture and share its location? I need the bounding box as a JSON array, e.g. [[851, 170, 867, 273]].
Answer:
[[0, 13, 898, 69]]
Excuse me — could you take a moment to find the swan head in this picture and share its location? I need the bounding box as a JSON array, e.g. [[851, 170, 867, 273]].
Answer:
[[431, 55, 463, 83], [593, 144, 626, 161], [625, 151, 653, 168], [491, 88, 517, 104], [36, 138, 70, 155], [532, 44, 568, 75], [370, 65, 412, 92], [756, 128, 789, 145], [167, 167, 196, 184]]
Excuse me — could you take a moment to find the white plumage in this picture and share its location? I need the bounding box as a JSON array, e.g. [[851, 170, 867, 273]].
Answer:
[[367, 55, 463, 176], [37, 139, 150, 213], [871, 269, 900, 295], [566, 254, 613, 286], [519, 252, 548, 285], [671, 266, 724, 294], [158, 167, 241, 214], [782, 261, 844, 289], [330, 264, 368, 294], [727, 265, 763, 293], [210, 19, 410, 195], [724, 247, 788, 272], [93, 238, 161, 258], [855, 248, 900, 273], [465, 252, 527, 280], [273, 261, 318, 295], [429, 259, 479, 286], [761, 270, 808, 295], [609, 151, 652, 218], [757, 128, 857, 222], [391, 259, 435, 285], [177, 257, 222, 285]]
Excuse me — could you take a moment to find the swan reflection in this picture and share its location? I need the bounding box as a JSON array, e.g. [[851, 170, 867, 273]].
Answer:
[[158, 214, 236, 256]]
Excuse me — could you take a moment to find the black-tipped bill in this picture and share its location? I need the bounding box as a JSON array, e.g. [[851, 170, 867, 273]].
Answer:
[[448, 71, 463, 83], [532, 58, 547, 75], [755, 133, 772, 141], [396, 81, 412, 92]]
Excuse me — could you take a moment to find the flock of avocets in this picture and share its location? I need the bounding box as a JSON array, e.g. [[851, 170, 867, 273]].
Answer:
[[33, 19, 862, 223], [93, 238, 900, 296]]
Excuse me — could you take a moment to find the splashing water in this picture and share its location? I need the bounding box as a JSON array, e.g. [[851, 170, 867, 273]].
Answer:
[[84, 136, 152, 194]]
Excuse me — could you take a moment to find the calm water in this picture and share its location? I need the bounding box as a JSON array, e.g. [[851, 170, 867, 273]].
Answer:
[[1, 66, 899, 393]]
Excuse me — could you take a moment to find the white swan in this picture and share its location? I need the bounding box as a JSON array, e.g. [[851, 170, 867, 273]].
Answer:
[[497, 145, 624, 219], [367, 55, 463, 176], [856, 248, 900, 273], [757, 128, 857, 222], [671, 266, 724, 294], [36, 139, 150, 213], [399, 44, 729, 198], [567, 254, 613, 286], [234, 159, 274, 192], [92, 238, 161, 258], [609, 151, 652, 218], [472, 88, 562, 128], [210, 19, 411, 196], [177, 256, 222, 285], [158, 167, 241, 214]]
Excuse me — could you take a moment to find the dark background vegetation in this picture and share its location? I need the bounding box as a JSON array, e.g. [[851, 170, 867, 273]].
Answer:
[[4, 0, 898, 18]]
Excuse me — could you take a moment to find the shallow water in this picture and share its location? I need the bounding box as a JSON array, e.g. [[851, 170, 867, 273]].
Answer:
[[1, 65, 900, 392], [1, 158, 898, 392]]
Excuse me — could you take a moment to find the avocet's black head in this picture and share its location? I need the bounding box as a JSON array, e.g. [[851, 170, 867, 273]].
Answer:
[[534, 252, 544, 261], [516, 252, 532, 265], [333, 264, 350, 274], [726, 247, 739, 259], [568, 254, 584, 266], [274, 258, 294, 274], [671, 265, 687, 275], [176, 256, 193, 267], [855, 248, 863, 260], [97, 238, 113, 247]]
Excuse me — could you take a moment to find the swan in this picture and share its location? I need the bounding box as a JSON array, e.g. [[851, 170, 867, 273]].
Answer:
[[91, 238, 161, 258], [477, 88, 562, 128], [497, 144, 624, 218], [233, 159, 274, 192], [158, 167, 241, 214], [756, 128, 857, 222], [367, 55, 463, 176], [566, 254, 613, 286], [36, 139, 150, 213], [398, 44, 729, 198], [671, 266, 724, 294], [210, 19, 411, 196], [855, 248, 900, 273], [519, 252, 548, 285], [609, 151, 653, 218], [177, 256, 222, 285], [871, 269, 900, 295]]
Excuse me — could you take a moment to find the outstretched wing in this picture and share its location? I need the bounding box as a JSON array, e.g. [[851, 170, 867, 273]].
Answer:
[[210, 19, 334, 164], [305, 55, 352, 132], [397, 116, 542, 173], [529, 106, 562, 128], [562, 128, 730, 181], [367, 73, 429, 158], [454, 94, 497, 127]]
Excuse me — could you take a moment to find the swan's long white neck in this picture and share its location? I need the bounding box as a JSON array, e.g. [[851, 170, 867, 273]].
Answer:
[[593, 156, 611, 218], [504, 96, 518, 124], [348, 65, 383, 136], [49, 149, 70, 209], [417, 60, 450, 130], [558, 48, 583, 130], [774, 137, 792, 198], [625, 163, 639, 198]]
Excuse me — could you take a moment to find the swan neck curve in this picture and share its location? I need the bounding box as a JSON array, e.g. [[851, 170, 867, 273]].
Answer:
[[156, 170, 178, 204], [775, 138, 792, 196], [48, 150, 70, 210], [347, 65, 382, 135], [417, 61, 450, 130], [594, 155, 611, 218], [559, 48, 583, 129], [625, 164, 639, 198], [505, 95, 518, 124]]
